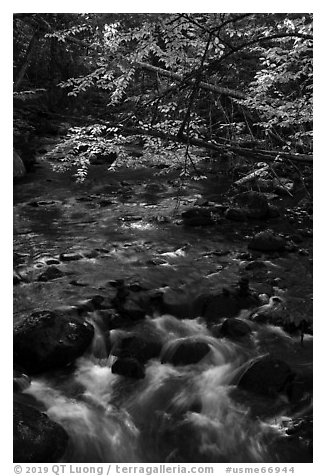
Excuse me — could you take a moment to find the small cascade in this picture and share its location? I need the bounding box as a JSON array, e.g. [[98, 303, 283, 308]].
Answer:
[[22, 313, 312, 463]]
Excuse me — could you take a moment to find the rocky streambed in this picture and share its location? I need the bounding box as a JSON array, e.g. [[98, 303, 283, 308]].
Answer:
[[13, 137, 313, 463]]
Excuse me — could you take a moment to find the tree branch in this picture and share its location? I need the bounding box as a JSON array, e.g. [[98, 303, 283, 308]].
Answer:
[[136, 61, 245, 100]]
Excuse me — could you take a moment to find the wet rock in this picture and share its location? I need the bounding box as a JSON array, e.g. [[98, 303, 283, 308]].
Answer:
[[194, 197, 210, 206], [112, 334, 162, 363], [286, 379, 307, 403], [14, 400, 68, 463], [250, 296, 285, 325], [96, 309, 126, 330], [144, 182, 168, 193], [117, 299, 147, 321], [266, 204, 281, 218], [161, 338, 211, 366], [157, 289, 192, 318], [59, 252, 83, 262], [37, 266, 65, 282], [14, 310, 94, 373], [225, 207, 246, 221], [45, 258, 61, 265], [111, 282, 148, 321], [151, 215, 171, 224], [81, 249, 99, 259], [95, 247, 110, 254], [38, 200, 57, 206], [244, 260, 267, 271], [234, 191, 270, 219], [28, 200, 57, 207], [13, 369, 31, 393], [220, 318, 252, 340], [111, 357, 145, 379], [238, 356, 295, 398], [203, 249, 230, 257], [248, 230, 286, 252], [128, 282, 149, 292], [14, 270, 23, 285], [258, 294, 270, 304], [99, 198, 114, 207], [119, 215, 143, 222], [193, 288, 259, 323], [76, 295, 106, 313], [14, 150, 26, 179], [181, 208, 214, 226], [274, 414, 313, 462], [291, 233, 304, 244], [236, 252, 253, 260], [147, 257, 168, 266], [70, 280, 89, 287]]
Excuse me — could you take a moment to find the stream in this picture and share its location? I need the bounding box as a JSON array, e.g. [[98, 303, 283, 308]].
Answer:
[[13, 135, 313, 463]]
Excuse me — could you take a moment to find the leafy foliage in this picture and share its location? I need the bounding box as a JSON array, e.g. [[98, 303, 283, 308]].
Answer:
[[13, 13, 313, 179], [239, 16, 312, 152]]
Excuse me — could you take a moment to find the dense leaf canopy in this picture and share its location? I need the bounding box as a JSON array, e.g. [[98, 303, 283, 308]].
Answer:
[[13, 13, 313, 178]]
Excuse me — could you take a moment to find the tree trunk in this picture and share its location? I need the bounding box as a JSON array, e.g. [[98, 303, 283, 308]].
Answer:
[[14, 31, 40, 92]]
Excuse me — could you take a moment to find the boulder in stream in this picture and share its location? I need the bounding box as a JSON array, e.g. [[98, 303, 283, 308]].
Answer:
[[13, 369, 31, 393], [238, 356, 295, 398], [233, 191, 270, 219], [111, 357, 145, 379], [181, 208, 214, 226], [248, 230, 286, 252], [14, 310, 94, 373], [14, 400, 68, 463], [37, 265, 65, 282], [220, 318, 252, 340], [161, 338, 211, 366], [59, 252, 83, 262], [111, 334, 163, 363], [13, 150, 26, 180], [14, 270, 24, 285], [225, 207, 247, 221], [193, 288, 259, 323]]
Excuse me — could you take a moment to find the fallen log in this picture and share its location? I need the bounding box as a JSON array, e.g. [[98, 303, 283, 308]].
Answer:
[[234, 166, 269, 187], [118, 125, 312, 165], [136, 62, 246, 100]]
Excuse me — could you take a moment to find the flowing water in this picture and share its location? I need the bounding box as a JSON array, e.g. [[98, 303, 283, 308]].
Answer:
[[14, 141, 313, 463], [22, 314, 312, 463]]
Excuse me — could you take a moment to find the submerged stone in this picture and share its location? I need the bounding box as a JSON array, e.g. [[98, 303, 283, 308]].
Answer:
[[111, 357, 145, 379], [14, 310, 94, 373], [14, 400, 68, 463], [59, 252, 83, 262], [234, 191, 270, 219], [249, 230, 286, 252], [220, 318, 252, 340], [238, 356, 295, 398], [182, 207, 214, 226], [13, 369, 31, 393], [37, 266, 65, 282], [111, 334, 162, 363], [225, 207, 246, 221], [161, 338, 211, 366], [13, 150, 26, 180]]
